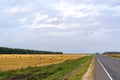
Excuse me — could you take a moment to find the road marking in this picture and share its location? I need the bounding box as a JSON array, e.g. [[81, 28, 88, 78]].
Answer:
[[96, 55, 113, 80]]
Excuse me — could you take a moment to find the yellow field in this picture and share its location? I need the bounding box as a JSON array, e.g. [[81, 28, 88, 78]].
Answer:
[[106, 54, 120, 58], [0, 54, 87, 72]]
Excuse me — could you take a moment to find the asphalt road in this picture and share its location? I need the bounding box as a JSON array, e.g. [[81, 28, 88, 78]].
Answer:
[[95, 54, 120, 80]]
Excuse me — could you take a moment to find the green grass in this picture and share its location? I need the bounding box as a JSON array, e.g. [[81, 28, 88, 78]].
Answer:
[[68, 55, 93, 80], [0, 56, 93, 80]]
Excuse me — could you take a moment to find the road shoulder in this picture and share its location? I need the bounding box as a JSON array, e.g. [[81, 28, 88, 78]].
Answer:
[[82, 56, 94, 80]]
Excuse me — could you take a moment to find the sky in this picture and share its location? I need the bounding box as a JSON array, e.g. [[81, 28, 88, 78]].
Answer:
[[0, 0, 120, 53]]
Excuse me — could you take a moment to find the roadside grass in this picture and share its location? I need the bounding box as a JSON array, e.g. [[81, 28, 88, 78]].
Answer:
[[0, 56, 93, 80], [91, 57, 95, 80], [67, 55, 93, 80]]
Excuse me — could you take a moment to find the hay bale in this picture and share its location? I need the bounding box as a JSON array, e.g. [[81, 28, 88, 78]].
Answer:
[[38, 56, 42, 59], [58, 58, 62, 60], [19, 56, 21, 58], [48, 57, 53, 60]]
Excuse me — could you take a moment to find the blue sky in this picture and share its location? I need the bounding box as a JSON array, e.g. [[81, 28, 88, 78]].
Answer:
[[0, 0, 120, 53]]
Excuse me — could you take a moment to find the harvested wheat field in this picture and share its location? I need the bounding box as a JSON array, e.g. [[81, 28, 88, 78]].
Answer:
[[0, 54, 87, 72]]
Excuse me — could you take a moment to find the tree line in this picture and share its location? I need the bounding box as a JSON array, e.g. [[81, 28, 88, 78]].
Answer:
[[0, 47, 63, 54], [103, 52, 120, 55]]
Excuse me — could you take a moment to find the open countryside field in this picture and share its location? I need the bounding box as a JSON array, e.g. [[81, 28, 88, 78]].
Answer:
[[103, 52, 120, 58], [105, 54, 120, 58], [0, 55, 93, 80], [0, 54, 87, 72]]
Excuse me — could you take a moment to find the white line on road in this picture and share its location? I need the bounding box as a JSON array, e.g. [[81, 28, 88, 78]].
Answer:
[[96, 55, 113, 80]]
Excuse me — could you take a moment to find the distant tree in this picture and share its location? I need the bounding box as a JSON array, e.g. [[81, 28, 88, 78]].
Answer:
[[0, 47, 63, 54], [103, 52, 120, 55]]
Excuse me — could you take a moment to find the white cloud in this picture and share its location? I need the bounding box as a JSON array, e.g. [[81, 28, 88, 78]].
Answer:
[[54, 2, 91, 18], [29, 23, 55, 29], [29, 23, 76, 29], [54, 1, 120, 18], [46, 17, 58, 22], [19, 18, 27, 24], [18, 12, 80, 29], [54, 2, 92, 18], [3, 6, 31, 15], [31, 12, 48, 24], [48, 31, 77, 36], [54, 2, 78, 17]]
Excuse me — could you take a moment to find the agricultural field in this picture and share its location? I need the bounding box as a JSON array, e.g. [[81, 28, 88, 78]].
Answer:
[[0, 55, 93, 80], [0, 54, 87, 72], [105, 54, 120, 59]]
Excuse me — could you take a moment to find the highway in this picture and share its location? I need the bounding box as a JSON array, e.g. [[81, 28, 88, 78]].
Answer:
[[95, 54, 120, 80]]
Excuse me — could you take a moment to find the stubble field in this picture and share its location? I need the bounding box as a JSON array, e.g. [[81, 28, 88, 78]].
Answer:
[[0, 54, 87, 72], [105, 54, 120, 58]]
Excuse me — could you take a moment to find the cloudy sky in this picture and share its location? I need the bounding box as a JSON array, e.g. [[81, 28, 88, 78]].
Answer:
[[0, 0, 120, 53]]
